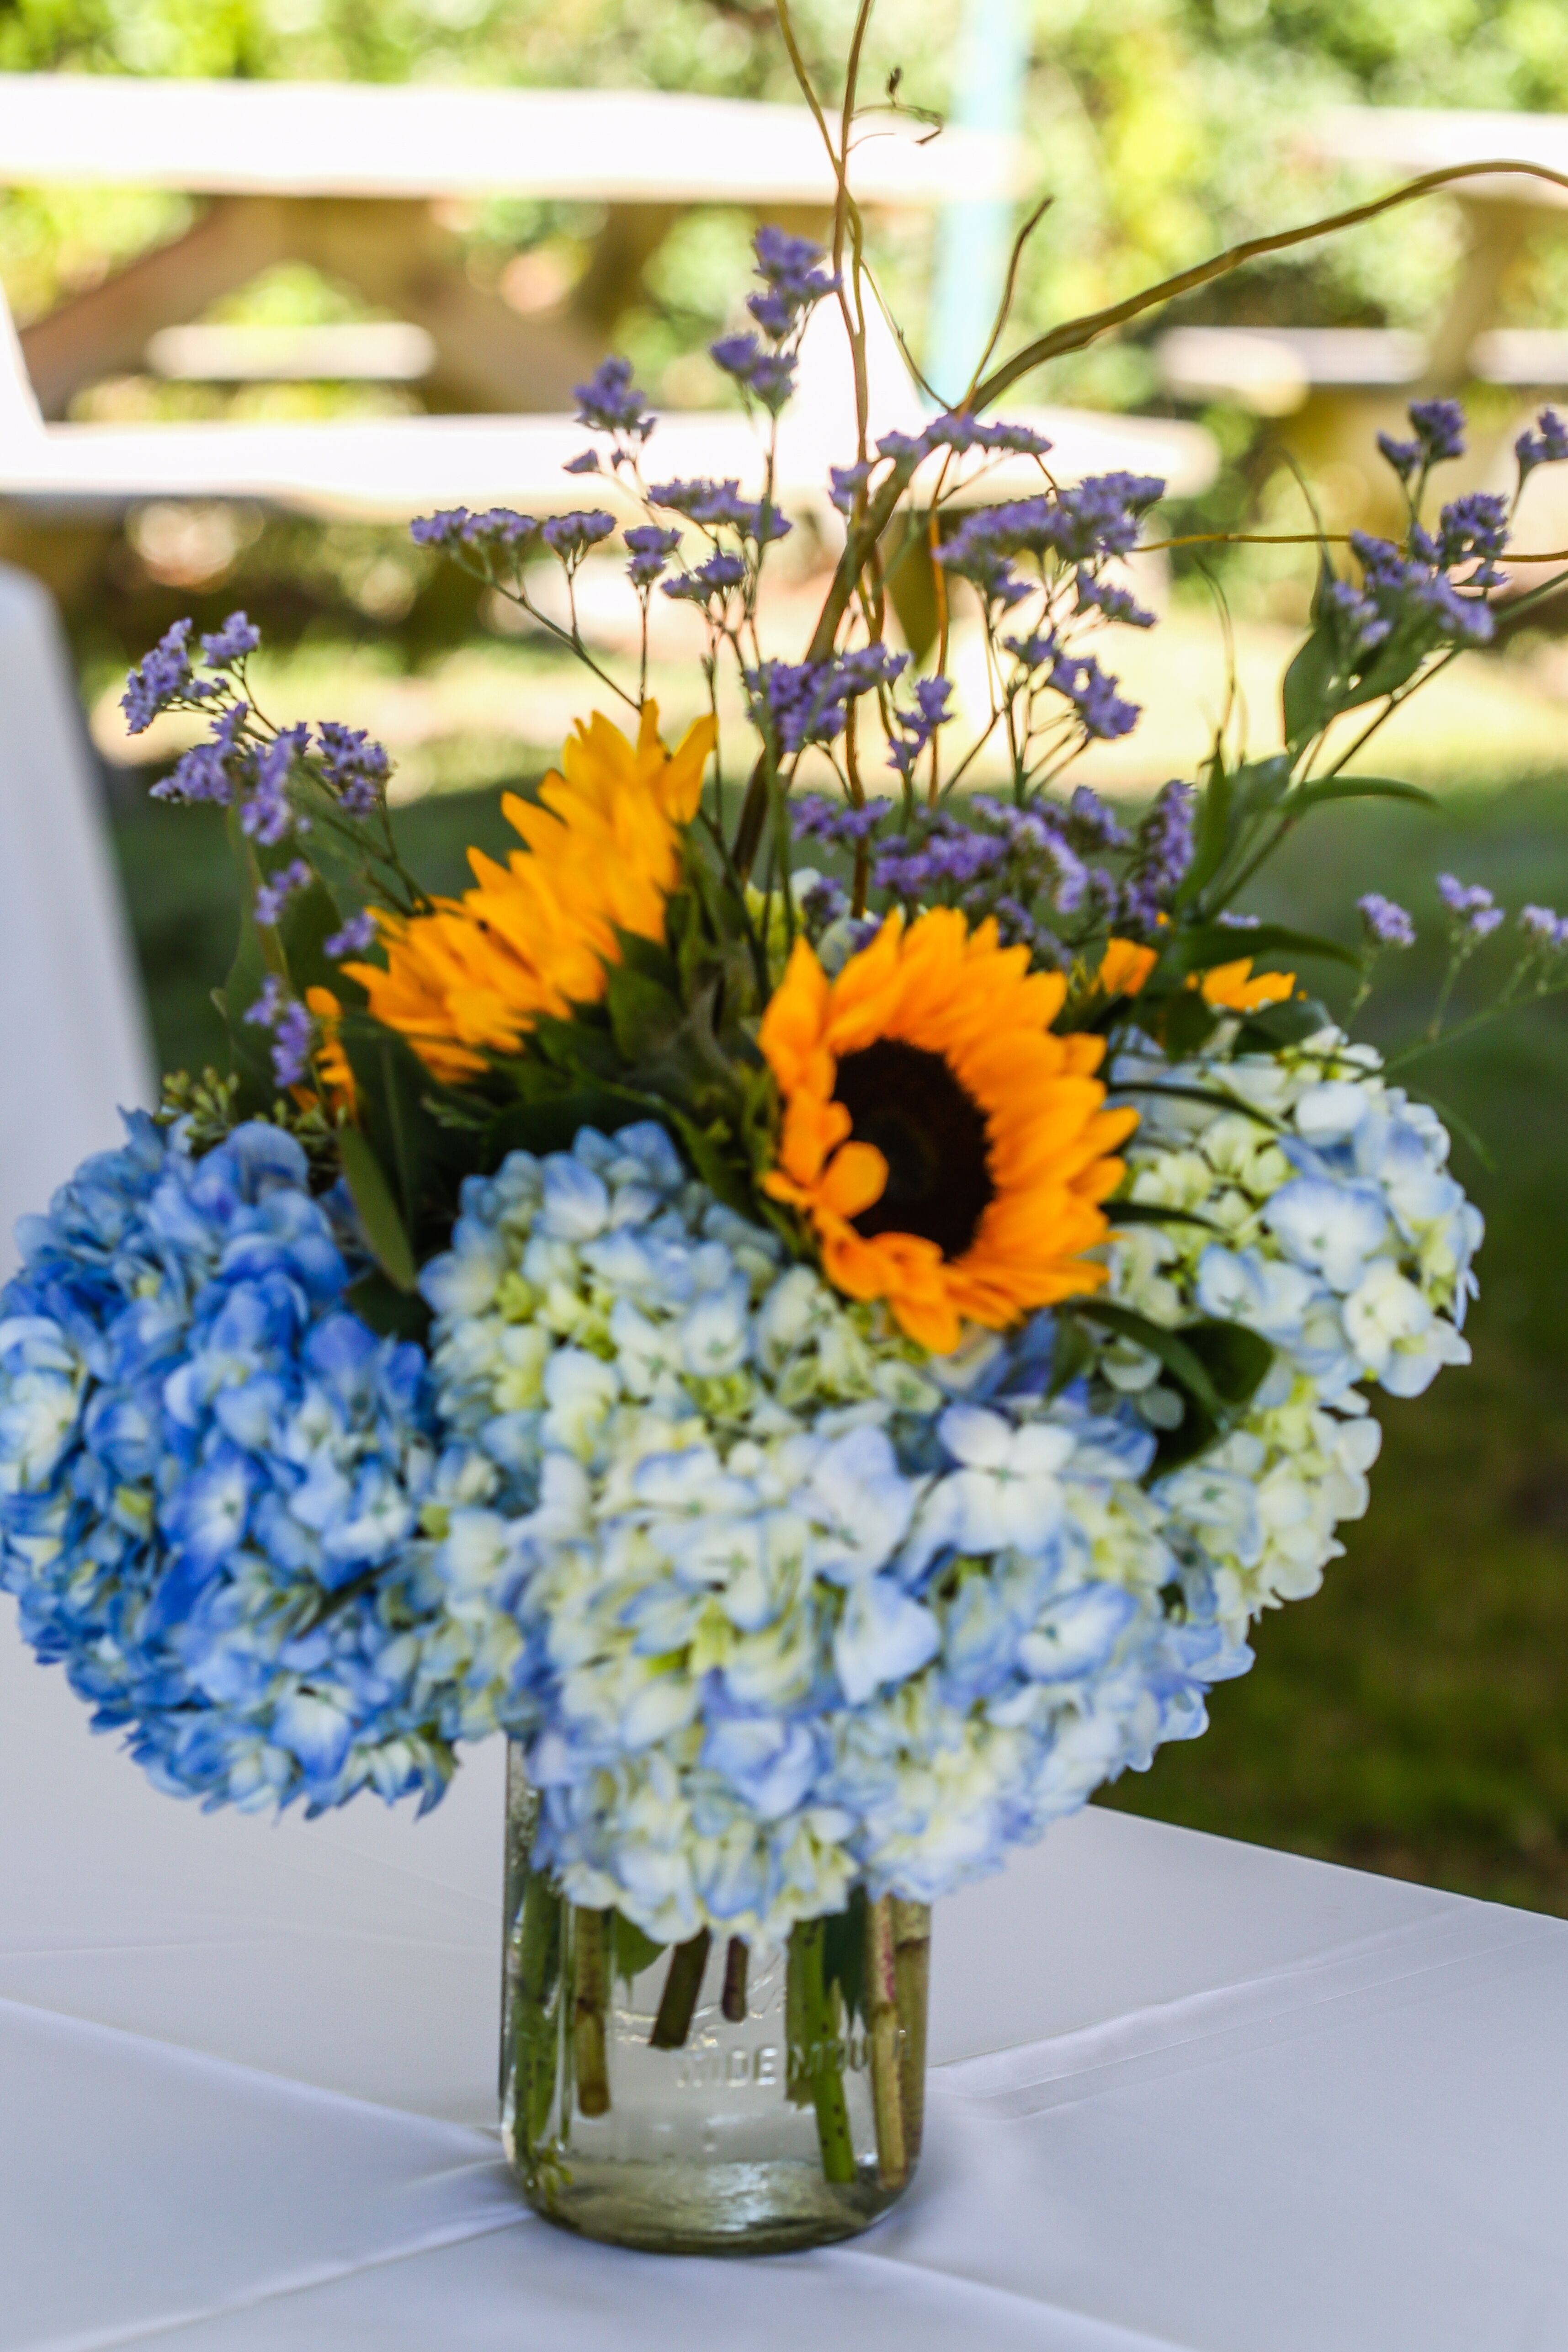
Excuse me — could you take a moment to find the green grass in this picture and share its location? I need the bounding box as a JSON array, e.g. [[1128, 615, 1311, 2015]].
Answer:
[[105, 770, 1568, 1918]]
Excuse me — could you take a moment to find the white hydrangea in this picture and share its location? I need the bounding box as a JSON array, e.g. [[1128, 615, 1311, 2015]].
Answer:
[[1107, 1024, 1480, 1635], [419, 1125, 1244, 1942]]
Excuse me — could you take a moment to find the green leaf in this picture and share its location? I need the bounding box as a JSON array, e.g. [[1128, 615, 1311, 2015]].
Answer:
[[820, 1885, 867, 2029], [1179, 1318, 1274, 1407], [1286, 774, 1438, 813], [275, 873, 345, 1000], [483, 1087, 656, 1165], [338, 1017, 440, 1238], [1232, 994, 1335, 1051], [345, 1267, 432, 1342], [1160, 919, 1360, 977], [1047, 1312, 1096, 1398], [339, 1126, 419, 1293], [1107, 1200, 1224, 1232], [1072, 1299, 1230, 1423], [1281, 625, 1344, 747], [612, 1911, 666, 1987], [604, 963, 687, 1065]]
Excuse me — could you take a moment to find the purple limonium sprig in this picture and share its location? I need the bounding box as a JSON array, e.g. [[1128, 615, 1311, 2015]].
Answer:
[[242, 724, 310, 847], [663, 549, 748, 608], [711, 333, 798, 415], [1358, 893, 1416, 949], [199, 611, 260, 669], [542, 509, 617, 569], [1518, 903, 1568, 953], [151, 701, 250, 807], [791, 794, 888, 848], [324, 910, 377, 958], [1048, 652, 1139, 741], [649, 477, 792, 545], [887, 675, 954, 781], [242, 976, 315, 1089], [1516, 406, 1568, 478], [624, 524, 681, 588], [574, 357, 655, 444], [254, 858, 312, 928], [122, 619, 210, 734], [747, 227, 840, 341], [747, 647, 905, 755], [317, 722, 390, 816], [1119, 780, 1195, 936], [1437, 873, 1504, 941], [409, 507, 536, 555]]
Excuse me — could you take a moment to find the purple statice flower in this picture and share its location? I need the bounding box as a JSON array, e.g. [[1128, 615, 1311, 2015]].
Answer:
[[244, 974, 314, 1087], [1516, 406, 1568, 477], [1518, 903, 1568, 952], [563, 449, 601, 474], [1074, 574, 1155, 628], [151, 702, 250, 807], [122, 619, 202, 734], [1408, 398, 1467, 464], [574, 357, 654, 443], [325, 910, 377, 958], [1119, 780, 1195, 935], [1003, 628, 1059, 670], [663, 550, 747, 607], [1046, 474, 1164, 564], [791, 794, 888, 849], [317, 722, 390, 817], [829, 461, 873, 515], [887, 675, 954, 780], [242, 724, 310, 846], [244, 974, 287, 1031], [926, 412, 1053, 458], [1066, 783, 1129, 852], [410, 508, 472, 549], [875, 426, 935, 463], [710, 333, 797, 414], [1358, 893, 1416, 949], [1376, 431, 1423, 484], [1049, 652, 1139, 740], [748, 647, 905, 755], [269, 998, 315, 1091], [1323, 576, 1392, 657], [254, 858, 312, 928], [747, 227, 840, 340], [1413, 571, 1494, 644], [624, 523, 681, 589], [1437, 491, 1510, 584], [542, 509, 617, 567], [199, 611, 260, 668], [648, 477, 792, 544], [1437, 873, 1504, 941]]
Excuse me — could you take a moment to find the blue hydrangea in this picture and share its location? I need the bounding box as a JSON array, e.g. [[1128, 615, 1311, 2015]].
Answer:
[[0, 1117, 494, 1815]]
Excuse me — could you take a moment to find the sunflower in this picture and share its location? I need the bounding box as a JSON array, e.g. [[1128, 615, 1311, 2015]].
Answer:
[[1197, 957, 1296, 1012], [343, 702, 715, 1081], [758, 909, 1139, 1354]]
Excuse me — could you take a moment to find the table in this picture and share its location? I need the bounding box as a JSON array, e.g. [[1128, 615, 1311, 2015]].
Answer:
[[4, 1599, 1566, 2352]]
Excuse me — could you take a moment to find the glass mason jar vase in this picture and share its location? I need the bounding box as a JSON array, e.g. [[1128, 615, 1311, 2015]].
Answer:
[[500, 1746, 931, 2255]]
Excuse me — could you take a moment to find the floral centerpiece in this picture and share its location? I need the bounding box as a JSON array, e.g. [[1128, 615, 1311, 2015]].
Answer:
[[6, 12, 1568, 2258]]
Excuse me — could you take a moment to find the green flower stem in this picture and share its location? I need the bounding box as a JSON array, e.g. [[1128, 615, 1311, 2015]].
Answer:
[[892, 1900, 931, 2167], [785, 1922, 812, 2106], [721, 1934, 749, 2024], [864, 1896, 908, 2190], [516, 1870, 563, 2145], [572, 1906, 611, 2118], [789, 1918, 856, 2186], [650, 1928, 712, 2050]]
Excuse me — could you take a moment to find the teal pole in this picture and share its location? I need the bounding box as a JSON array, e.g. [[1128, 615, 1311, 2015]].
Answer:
[[925, 0, 1032, 406]]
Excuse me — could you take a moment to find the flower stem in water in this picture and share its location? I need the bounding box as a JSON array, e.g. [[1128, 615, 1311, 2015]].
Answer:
[[892, 1899, 931, 2166], [864, 1895, 908, 2189], [722, 1935, 749, 2023], [789, 1918, 856, 2185], [650, 1927, 712, 2049], [572, 1906, 611, 2118]]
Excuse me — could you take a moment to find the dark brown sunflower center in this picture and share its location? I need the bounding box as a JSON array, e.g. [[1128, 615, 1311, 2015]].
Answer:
[[833, 1039, 994, 1261]]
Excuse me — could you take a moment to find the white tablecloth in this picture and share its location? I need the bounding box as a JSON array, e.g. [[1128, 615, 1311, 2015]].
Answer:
[[3, 1602, 1566, 2352]]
